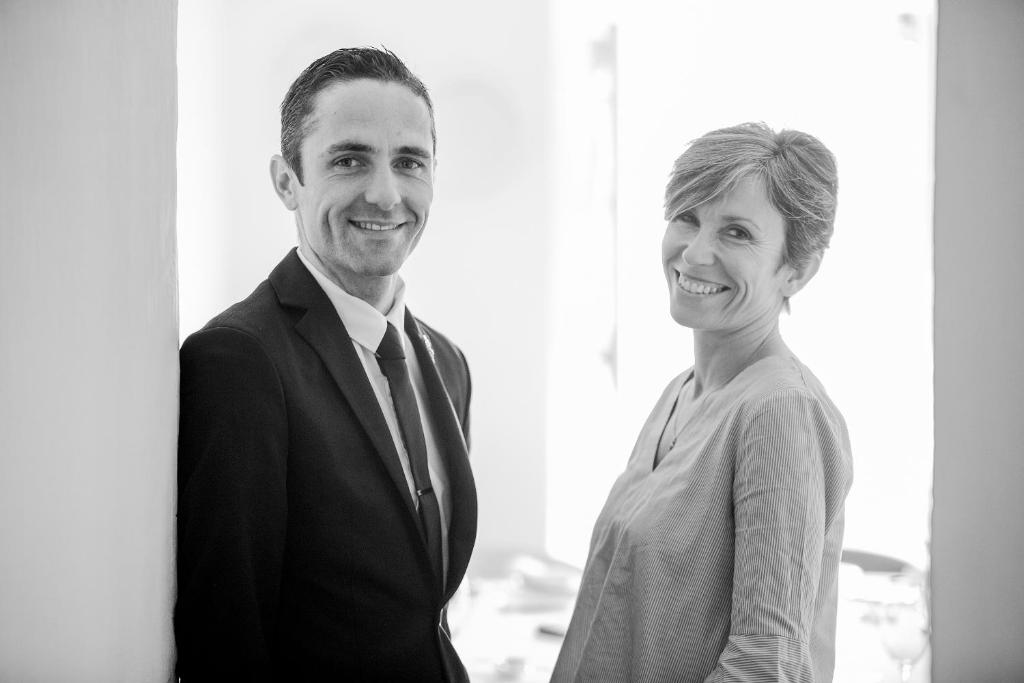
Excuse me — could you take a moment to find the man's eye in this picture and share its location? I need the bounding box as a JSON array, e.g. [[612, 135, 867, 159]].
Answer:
[[396, 158, 424, 170], [333, 157, 360, 168]]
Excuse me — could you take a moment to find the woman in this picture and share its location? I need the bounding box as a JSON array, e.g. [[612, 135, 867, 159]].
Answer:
[[551, 123, 853, 683]]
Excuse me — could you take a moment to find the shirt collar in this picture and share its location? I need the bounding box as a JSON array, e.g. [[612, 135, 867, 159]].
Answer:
[[296, 248, 407, 354]]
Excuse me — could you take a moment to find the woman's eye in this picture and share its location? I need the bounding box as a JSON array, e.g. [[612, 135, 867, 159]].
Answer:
[[674, 212, 698, 225], [725, 225, 751, 240]]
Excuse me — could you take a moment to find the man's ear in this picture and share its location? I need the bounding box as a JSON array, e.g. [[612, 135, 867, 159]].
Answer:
[[781, 252, 822, 299], [270, 155, 300, 210]]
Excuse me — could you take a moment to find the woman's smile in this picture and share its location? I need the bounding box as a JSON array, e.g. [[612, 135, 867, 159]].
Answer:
[[675, 270, 729, 296]]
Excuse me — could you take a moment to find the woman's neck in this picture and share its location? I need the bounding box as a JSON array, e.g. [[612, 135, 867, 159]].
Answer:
[[690, 319, 790, 398]]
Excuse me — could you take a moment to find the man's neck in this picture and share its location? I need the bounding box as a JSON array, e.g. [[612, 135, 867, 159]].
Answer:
[[300, 246, 397, 314], [332, 275, 396, 314]]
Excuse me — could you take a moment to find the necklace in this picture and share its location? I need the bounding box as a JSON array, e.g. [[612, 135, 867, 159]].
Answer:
[[657, 373, 697, 462]]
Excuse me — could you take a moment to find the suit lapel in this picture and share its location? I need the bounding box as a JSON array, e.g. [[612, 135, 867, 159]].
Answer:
[[405, 310, 478, 599], [270, 251, 420, 526], [269, 250, 473, 600]]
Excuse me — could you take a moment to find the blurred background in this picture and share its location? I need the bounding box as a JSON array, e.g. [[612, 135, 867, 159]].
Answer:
[[3, 0, 1022, 681], [179, 0, 935, 574], [176, 1, 936, 679]]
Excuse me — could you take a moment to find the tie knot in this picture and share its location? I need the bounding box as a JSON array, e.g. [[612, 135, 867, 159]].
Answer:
[[376, 322, 405, 361]]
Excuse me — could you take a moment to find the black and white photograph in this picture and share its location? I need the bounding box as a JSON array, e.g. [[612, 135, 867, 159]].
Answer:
[[1, 1, 1021, 681]]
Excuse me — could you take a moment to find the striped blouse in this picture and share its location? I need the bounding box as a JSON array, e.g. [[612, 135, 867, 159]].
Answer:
[[551, 356, 853, 682]]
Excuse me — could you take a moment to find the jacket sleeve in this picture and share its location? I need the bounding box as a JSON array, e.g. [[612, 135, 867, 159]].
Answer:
[[705, 390, 839, 683], [175, 326, 288, 682]]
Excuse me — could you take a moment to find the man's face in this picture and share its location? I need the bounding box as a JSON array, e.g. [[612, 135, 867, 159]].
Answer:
[[280, 79, 435, 297]]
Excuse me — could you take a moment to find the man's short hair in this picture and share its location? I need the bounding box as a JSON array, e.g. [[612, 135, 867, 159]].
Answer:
[[664, 122, 838, 269], [280, 46, 436, 184]]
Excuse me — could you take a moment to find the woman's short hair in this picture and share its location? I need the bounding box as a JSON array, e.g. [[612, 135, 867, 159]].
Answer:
[[664, 122, 838, 269]]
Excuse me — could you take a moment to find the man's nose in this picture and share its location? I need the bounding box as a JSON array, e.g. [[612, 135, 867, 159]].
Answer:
[[364, 167, 401, 210], [681, 229, 715, 266]]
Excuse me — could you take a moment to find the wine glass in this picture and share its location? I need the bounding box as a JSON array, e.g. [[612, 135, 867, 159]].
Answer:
[[878, 575, 929, 682]]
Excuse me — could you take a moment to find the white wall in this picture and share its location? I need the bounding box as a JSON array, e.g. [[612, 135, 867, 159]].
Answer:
[[931, 0, 1024, 679], [0, 2, 178, 681], [177, 0, 553, 560]]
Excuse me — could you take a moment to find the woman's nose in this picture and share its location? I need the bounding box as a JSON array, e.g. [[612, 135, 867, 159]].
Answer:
[[681, 231, 715, 266], [364, 167, 401, 210]]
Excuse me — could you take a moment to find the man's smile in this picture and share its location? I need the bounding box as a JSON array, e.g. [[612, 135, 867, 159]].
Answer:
[[350, 220, 403, 232]]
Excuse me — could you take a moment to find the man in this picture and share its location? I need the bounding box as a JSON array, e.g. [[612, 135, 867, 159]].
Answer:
[[175, 47, 477, 682]]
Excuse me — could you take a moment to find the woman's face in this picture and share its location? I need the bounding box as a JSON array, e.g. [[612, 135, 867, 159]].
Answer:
[[662, 175, 803, 334]]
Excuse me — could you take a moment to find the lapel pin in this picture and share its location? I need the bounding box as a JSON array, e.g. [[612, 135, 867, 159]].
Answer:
[[420, 331, 436, 362]]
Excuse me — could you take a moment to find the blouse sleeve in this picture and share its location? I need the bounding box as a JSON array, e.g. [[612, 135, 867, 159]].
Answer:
[[704, 389, 840, 683]]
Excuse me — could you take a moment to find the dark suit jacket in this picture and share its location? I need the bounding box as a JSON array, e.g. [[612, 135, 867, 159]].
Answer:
[[176, 249, 477, 682]]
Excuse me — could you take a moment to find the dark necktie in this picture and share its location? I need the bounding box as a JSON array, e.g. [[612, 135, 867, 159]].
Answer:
[[376, 322, 445, 589]]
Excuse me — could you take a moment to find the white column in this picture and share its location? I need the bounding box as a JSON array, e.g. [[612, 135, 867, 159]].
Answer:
[[932, 0, 1024, 679], [0, 2, 178, 681]]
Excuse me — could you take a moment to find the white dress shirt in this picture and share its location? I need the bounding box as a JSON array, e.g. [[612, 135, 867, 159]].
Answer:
[[297, 249, 451, 581]]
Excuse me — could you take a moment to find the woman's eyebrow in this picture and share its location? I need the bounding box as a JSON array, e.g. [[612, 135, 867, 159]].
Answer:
[[720, 214, 760, 229]]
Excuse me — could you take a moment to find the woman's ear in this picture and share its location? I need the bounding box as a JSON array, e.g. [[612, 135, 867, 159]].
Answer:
[[270, 155, 300, 211], [782, 252, 822, 298]]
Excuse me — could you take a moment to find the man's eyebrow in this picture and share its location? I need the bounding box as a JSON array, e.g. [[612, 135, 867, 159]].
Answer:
[[320, 141, 432, 160], [322, 141, 374, 156], [395, 145, 432, 159]]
